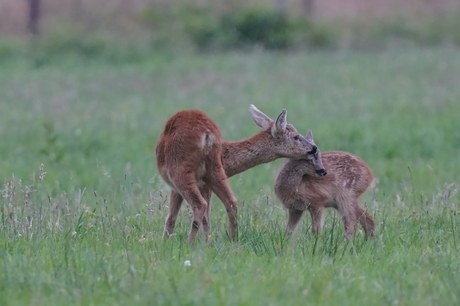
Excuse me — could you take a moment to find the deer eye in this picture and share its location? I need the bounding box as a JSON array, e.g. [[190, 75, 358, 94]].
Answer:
[[294, 135, 300, 141]]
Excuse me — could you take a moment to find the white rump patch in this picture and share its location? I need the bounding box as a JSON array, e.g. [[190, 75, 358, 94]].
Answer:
[[200, 131, 214, 148]]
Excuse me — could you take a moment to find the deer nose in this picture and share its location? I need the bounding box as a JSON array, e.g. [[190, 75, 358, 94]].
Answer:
[[308, 145, 318, 155], [316, 169, 327, 176]]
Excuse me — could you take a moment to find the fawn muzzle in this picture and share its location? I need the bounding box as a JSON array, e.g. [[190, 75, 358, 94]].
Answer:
[[308, 145, 318, 155], [316, 169, 327, 176]]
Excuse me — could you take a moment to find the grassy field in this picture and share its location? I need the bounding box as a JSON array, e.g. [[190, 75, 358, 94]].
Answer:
[[1, 47, 460, 305]]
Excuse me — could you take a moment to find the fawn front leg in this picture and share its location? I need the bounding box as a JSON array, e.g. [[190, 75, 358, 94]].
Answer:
[[286, 207, 304, 236], [307, 205, 325, 235]]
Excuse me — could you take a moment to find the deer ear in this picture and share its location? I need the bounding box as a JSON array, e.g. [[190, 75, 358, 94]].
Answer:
[[250, 104, 273, 129], [271, 109, 287, 135], [305, 129, 314, 142]]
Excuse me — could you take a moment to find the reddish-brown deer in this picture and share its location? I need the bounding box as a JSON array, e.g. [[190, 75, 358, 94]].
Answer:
[[156, 105, 317, 243], [274, 130, 376, 239]]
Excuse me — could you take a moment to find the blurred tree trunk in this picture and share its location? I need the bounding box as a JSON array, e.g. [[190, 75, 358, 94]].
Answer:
[[27, 0, 41, 36], [302, 0, 315, 17], [72, 0, 83, 22]]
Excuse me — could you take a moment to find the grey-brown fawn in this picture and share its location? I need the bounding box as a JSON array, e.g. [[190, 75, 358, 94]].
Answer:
[[274, 130, 376, 239], [156, 105, 317, 243]]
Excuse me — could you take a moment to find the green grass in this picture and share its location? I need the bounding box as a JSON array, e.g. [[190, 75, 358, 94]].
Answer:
[[1, 46, 460, 305]]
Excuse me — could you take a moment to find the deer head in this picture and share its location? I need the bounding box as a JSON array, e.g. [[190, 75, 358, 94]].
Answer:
[[249, 104, 317, 159]]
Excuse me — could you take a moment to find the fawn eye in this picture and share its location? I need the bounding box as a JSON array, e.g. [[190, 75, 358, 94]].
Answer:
[[294, 135, 300, 141]]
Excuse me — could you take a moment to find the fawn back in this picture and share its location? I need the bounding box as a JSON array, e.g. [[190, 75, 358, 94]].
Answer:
[[274, 130, 376, 238]]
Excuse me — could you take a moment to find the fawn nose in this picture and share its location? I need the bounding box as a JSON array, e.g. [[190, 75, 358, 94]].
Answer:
[[316, 169, 327, 176], [308, 145, 318, 155]]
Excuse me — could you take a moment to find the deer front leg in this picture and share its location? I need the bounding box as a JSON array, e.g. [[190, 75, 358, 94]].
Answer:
[[286, 207, 304, 236], [163, 190, 183, 239]]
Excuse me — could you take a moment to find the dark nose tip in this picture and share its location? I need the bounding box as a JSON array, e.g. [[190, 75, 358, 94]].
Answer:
[[316, 169, 327, 176], [308, 145, 318, 155]]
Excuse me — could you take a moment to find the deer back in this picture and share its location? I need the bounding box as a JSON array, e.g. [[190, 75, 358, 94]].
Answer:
[[156, 110, 222, 187]]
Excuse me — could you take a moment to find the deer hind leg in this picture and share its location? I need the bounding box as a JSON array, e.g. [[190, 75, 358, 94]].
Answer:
[[307, 205, 325, 235], [199, 186, 212, 238], [163, 190, 183, 239], [355, 202, 376, 237], [183, 190, 208, 244], [286, 207, 304, 236], [208, 167, 238, 241], [171, 176, 209, 244]]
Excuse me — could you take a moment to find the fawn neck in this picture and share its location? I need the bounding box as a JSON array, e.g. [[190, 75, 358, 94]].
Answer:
[[221, 130, 278, 178], [284, 159, 315, 176], [276, 160, 312, 186], [274, 160, 314, 203]]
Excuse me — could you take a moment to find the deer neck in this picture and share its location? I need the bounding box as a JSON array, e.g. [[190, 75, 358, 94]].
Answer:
[[221, 131, 278, 178]]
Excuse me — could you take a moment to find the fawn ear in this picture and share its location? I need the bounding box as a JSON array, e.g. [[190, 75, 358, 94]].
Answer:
[[305, 129, 315, 143], [250, 104, 273, 129], [271, 109, 287, 135]]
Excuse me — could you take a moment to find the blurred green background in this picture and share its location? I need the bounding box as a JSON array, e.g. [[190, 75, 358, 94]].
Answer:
[[0, 1, 460, 305], [1, 0, 460, 59]]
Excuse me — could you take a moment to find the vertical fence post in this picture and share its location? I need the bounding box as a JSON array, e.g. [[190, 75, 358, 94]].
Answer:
[[302, 0, 315, 17], [275, 0, 287, 13], [72, 0, 83, 22], [28, 0, 41, 36]]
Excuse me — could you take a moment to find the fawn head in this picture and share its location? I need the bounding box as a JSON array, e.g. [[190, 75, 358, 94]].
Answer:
[[305, 129, 327, 176], [249, 104, 317, 159]]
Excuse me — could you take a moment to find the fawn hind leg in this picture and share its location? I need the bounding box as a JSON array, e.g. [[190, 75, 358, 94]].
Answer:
[[337, 199, 359, 239], [163, 190, 183, 239], [286, 207, 304, 236], [307, 205, 325, 235], [355, 202, 376, 237]]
